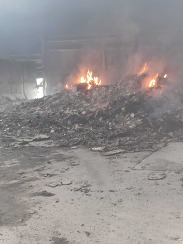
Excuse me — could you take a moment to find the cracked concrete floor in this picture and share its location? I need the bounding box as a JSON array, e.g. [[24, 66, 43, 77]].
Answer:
[[0, 142, 183, 244]]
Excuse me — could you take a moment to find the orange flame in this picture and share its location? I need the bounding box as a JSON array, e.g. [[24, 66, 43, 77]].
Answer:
[[65, 84, 69, 89], [80, 70, 102, 90], [148, 74, 159, 88], [149, 79, 157, 88], [138, 63, 148, 75]]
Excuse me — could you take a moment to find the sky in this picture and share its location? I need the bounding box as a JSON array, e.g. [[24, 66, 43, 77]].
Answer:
[[0, 0, 183, 56]]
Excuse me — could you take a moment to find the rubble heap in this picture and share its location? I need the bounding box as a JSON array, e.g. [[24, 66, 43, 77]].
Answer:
[[1, 79, 183, 152]]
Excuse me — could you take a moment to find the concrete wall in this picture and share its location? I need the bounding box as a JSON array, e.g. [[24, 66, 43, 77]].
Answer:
[[45, 47, 131, 94], [46, 50, 83, 94], [0, 59, 38, 99], [45, 42, 142, 94], [45, 37, 183, 95]]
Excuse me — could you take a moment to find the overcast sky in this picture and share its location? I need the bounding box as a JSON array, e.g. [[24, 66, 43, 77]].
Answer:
[[0, 0, 183, 56]]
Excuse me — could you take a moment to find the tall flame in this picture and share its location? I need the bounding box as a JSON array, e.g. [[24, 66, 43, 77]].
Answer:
[[80, 70, 102, 90]]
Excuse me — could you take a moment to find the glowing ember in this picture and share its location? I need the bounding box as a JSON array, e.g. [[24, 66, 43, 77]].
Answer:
[[149, 79, 157, 88], [80, 77, 86, 83], [79, 70, 102, 90], [138, 63, 148, 75], [148, 74, 159, 88], [65, 84, 69, 89]]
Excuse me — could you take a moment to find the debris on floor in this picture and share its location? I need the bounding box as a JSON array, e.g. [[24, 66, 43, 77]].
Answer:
[[1, 76, 183, 152], [148, 172, 167, 180], [32, 190, 55, 197]]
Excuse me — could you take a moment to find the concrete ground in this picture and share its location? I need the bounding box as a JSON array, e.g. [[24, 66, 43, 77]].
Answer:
[[0, 142, 183, 244]]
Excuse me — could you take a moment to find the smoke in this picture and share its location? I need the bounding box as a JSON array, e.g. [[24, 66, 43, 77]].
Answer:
[[1, 0, 183, 83]]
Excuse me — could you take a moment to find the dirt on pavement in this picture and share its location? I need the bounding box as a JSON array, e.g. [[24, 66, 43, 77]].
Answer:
[[0, 142, 183, 244]]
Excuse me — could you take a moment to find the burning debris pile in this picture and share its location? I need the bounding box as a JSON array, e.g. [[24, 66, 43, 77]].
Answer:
[[65, 70, 102, 92], [1, 71, 183, 152]]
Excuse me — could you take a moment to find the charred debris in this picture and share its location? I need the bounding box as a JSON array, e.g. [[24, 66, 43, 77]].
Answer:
[[1, 72, 183, 153]]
